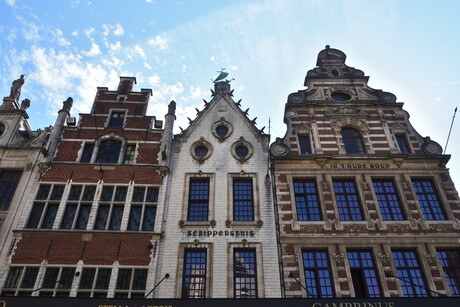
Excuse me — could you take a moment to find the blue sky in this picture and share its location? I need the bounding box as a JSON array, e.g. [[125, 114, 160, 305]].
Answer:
[[1, 0, 459, 185]]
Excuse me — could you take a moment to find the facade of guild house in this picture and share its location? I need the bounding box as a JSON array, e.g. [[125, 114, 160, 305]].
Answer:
[[0, 77, 176, 299], [270, 46, 460, 298], [0, 77, 54, 287], [155, 77, 282, 298]]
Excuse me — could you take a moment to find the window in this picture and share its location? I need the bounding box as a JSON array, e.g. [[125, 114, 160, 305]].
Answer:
[[437, 250, 460, 296], [80, 143, 94, 163], [235, 145, 249, 159], [412, 179, 446, 220], [372, 180, 405, 221], [333, 180, 363, 221], [108, 111, 125, 128], [234, 249, 258, 298], [94, 186, 127, 230], [123, 144, 136, 164], [114, 268, 147, 299], [302, 250, 334, 298], [341, 128, 365, 154], [96, 140, 122, 164], [293, 180, 321, 221], [39, 267, 77, 297], [396, 134, 410, 154], [298, 135, 311, 155], [1, 267, 39, 296], [127, 187, 158, 231], [60, 185, 96, 230], [0, 170, 22, 211], [233, 179, 254, 221], [347, 250, 381, 297], [187, 179, 209, 221], [182, 249, 207, 298], [392, 250, 429, 297], [77, 268, 112, 298], [26, 184, 65, 229]]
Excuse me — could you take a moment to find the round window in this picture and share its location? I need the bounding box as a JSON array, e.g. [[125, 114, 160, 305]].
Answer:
[[235, 145, 249, 158], [194, 145, 208, 158], [215, 125, 228, 138], [331, 91, 351, 102], [331, 69, 340, 77]]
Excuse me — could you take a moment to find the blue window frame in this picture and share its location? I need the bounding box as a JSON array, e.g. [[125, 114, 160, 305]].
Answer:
[[182, 249, 207, 298], [333, 180, 363, 221], [341, 128, 365, 154], [298, 135, 311, 155], [233, 179, 254, 221], [396, 134, 410, 154], [187, 179, 209, 221], [347, 250, 381, 297], [392, 250, 429, 297], [293, 180, 321, 221], [302, 250, 334, 298], [234, 249, 258, 298], [437, 250, 460, 296], [412, 179, 446, 220], [372, 179, 405, 220]]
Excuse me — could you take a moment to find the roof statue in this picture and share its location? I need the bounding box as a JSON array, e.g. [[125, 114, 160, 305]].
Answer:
[[212, 68, 234, 94], [10, 74, 25, 102]]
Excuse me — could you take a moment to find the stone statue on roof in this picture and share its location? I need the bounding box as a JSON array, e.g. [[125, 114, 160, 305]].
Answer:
[[10, 75, 25, 102]]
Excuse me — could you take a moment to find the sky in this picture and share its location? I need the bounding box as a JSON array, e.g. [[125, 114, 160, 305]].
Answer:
[[1, 0, 459, 185]]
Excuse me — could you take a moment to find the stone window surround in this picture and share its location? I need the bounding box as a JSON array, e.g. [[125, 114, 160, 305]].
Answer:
[[230, 137, 254, 163], [175, 242, 213, 298], [190, 137, 213, 164], [390, 124, 413, 154], [211, 117, 233, 142], [330, 118, 374, 155], [78, 133, 137, 165], [105, 108, 128, 129], [227, 242, 263, 298], [226, 173, 261, 228], [179, 173, 215, 228]]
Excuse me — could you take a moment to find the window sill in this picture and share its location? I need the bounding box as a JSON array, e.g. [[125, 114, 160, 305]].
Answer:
[[226, 219, 263, 228]]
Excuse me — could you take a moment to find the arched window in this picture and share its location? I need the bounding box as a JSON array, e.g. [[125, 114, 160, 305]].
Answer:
[[341, 128, 365, 154], [96, 140, 122, 163]]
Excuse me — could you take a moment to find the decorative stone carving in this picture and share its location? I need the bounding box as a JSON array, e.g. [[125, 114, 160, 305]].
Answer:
[[333, 252, 345, 264], [210, 220, 216, 228], [211, 117, 233, 142], [20, 99, 30, 111], [269, 138, 290, 157], [178, 220, 185, 228], [286, 109, 298, 119], [378, 252, 390, 264], [156, 166, 169, 179], [300, 225, 325, 232], [225, 220, 231, 228], [9, 74, 25, 102], [288, 93, 305, 104], [424, 252, 436, 263], [230, 137, 254, 163], [421, 138, 442, 155], [256, 220, 263, 228], [394, 109, 407, 118]]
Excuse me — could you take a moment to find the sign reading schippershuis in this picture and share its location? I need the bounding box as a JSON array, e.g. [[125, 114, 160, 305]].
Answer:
[[185, 229, 256, 238]]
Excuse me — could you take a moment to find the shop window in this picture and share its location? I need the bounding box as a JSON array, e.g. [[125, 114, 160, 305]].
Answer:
[[0, 170, 22, 211], [77, 268, 112, 298], [333, 180, 363, 221], [412, 179, 446, 220], [347, 250, 381, 297], [392, 250, 429, 297], [293, 180, 321, 221], [302, 250, 334, 298], [114, 268, 148, 299], [372, 180, 405, 221], [39, 267, 77, 297], [1, 267, 39, 297]]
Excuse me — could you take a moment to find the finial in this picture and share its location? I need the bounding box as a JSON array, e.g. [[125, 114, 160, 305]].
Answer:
[[326, 45, 330, 49]]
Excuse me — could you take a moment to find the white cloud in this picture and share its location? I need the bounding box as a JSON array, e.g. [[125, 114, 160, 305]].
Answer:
[[56, 29, 71, 46], [109, 41, 121, 51], [102, 56, 124, 69], [148, 34, 168, 50], [8, 28, 17, 43], [72, 30, 78, 36], [102, 24, 111, 36], [82, 42, 101, 57], [134, 45, 146, 59], [210, 56, 215, 61], [114, 23, 124, 36], [84, 27, 95, 38], [22, 22, 41, 42], [146, 0, 153, 3], [144, 62, 152, 70], [190, 86, 204, 99], [148, 74, 161, 87], [6, 0, 15, 6]]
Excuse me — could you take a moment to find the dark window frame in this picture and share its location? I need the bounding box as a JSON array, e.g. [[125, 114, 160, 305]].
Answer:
[[298, 135, 311, 155], [181, 249, 207, 299], [333, 180, 363, 221], [302, 250, 335, 298], [187, 179, 209, 222], [437, 249, 460, 297], [39, 267, 76, 297], [341, 127, 365, 154], [26, 184, 65, 229], [127, 186, 159, 231], [392, 249, 429, 297], [1, 266, 40, 297], [372, 179, 405, 221], [108, 111, 126, 128], [0, 170, 23, 211], [412, 179, 446, 220], [114, 268, 148, 299], [395, 134, 411, 154], [233, 248, 258, 298], [80, 143, 94, 163], [94, 186, 128, 230], [347, 250, 381, 297], [96, 140, 122, 164], [60, 185, 96, 230], [233, 179, 254, 221]]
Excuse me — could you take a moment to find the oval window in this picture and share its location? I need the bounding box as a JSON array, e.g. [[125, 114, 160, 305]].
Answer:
[[331, 92, 351, 102], [235, 145, 249, 158], [194, 145, 208, 158], [216, 125, 228, 138]]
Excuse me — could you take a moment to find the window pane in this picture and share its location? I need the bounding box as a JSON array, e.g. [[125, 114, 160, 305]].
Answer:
[[42, 268, 59, 289], [188, 179, 209, 221], [437, 250, 460, 296], [114, 186, 127, 202], [146, 187, 159, 202], [58, 268, 76, 289], [41, 204, 59, 229], [26, 203, 44, 229], [36, 185, 51, 200], [109, 112, 125, 128], [75, 205, 91, 229], [96, 141, 121, 163], [302, 251, 334, 298], [396, 135, 410, 154], [298, 136, 311, 155], [412, 179, 446, 220], [373, 180, 404, 220], [127, 206, 142, 231], [94, 206, 110, 230], [341, 128, 365, 154], [333, 180, 363, 221], [20, 267, 39, 289], [132, 269, 148, 290], [79, 269, 96, 289], [233, 179, 254, 221], [82, 186, 96, 201], [68, 186, 82, 201], [182, 249, 207, 298], [392, 250, 428, 297], [100, 186, 114, 201], [142, 207, 156, 231], [0, 170, 22, 211], [95, 269, 112, 290], [132, 187, 145, 202], [234, 249, 258, 298], [123, 144, 136, 164], [81, 143, 94, 163], [116, 269, 132, 290], [108, 206, 124, 230], [49, 185, 65, 200], [60, 205, 77, 229], [347, 250, 381, 297], [4, 267, 23, 288], [293, 180, 321, 221]]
